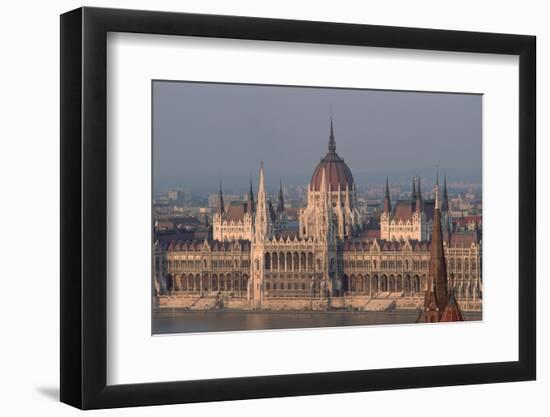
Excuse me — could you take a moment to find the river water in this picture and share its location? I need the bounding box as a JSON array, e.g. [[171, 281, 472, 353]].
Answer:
[[152, 309, 482, 334]]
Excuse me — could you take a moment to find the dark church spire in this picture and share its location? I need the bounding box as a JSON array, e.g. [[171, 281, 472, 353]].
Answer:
[[383, 176, 391, 214], [415, 177, 423, 213], [247, 178, 255, 215], [412, 177, 417, 201], [441, 175, 449, 213], [218, 180, 225, 215], [276, 180, 285, 214], [328, 116, 336, 153]]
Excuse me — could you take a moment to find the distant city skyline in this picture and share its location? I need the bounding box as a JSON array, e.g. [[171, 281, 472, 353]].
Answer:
[[153, 81, 482, 191]]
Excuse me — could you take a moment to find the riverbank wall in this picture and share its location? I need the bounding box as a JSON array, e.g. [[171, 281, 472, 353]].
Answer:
[[155, 294, 481, 312]]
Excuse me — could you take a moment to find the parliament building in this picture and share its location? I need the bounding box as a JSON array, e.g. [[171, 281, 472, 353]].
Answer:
[[154, 120, 482, 312]]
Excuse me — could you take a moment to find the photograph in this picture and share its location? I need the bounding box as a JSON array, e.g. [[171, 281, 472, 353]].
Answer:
[[151, 81, 483, 334]]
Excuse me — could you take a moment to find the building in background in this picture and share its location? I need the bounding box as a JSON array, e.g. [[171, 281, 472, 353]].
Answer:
[[154, 120, 482, 313]]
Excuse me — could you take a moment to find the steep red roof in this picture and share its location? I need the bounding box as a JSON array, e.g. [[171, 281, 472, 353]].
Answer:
[[440, 291, 465, 322], [392, 201, 415, 222], [390, 200, 435, 222], [450, 231, 480, 247], [225, 201, 248, 222]]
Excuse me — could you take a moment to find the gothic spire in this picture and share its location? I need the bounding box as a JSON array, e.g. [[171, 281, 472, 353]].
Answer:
[[383, 176, 391, 214], [247, 177, 255, 214], [276, 179, 285, 214], [441, 175, 449, 213], [412, 177, 417, 201], [254, 162, 271, 240], [218, 179, 225, 215], [415, 177, 423, 213], [328, 116, 336, 153], [429, 174, 448, 314]]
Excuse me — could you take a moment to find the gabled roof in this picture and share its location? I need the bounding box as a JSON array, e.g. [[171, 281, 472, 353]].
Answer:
[[449, 230, 480, 247], [391, 201, 415, 222], [225, 201, 249, 222], [390, 200, 435, 222]]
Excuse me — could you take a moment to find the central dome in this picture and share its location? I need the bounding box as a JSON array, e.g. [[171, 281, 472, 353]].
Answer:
[[310, 119, 354, 192]]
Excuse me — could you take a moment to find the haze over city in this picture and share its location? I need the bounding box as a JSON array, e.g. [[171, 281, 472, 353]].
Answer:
[[153, 81, 482, 193]]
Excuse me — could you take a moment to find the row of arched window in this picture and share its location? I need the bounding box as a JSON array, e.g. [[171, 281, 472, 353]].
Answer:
[[448, 258, 478, 272], [166, 258, 250, 270], [264, 252, 315, 271], [265, 282, 308, 291], [165, 273, 249, 293], [341, 258, 431, 271]]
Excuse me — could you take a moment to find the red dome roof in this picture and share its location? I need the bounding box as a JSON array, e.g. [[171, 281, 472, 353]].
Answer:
[[310, 119, 354, 191]]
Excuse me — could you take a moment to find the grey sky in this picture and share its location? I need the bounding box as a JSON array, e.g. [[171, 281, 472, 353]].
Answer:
[[153, 81, 481, 192]]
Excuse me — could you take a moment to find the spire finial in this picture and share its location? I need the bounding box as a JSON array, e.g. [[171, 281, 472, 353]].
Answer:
[[415, 176, 423, 213], [442, 174, 449, 213], [384, 176, 391, 214], [218, 179, 225, 215], [247, 176, 255, 214], [277, 179, 285, 214], [328, 115, 336, 152]]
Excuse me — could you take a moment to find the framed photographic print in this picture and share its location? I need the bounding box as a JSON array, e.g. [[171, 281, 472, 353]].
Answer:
[[60, 6, 536, 409]]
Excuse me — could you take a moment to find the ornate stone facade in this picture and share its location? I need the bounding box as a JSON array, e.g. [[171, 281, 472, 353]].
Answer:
[[154, 120, 482, 310]]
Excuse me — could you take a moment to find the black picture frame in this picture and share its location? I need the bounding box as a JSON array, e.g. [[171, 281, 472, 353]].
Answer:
[[60, 6, 536, 410]]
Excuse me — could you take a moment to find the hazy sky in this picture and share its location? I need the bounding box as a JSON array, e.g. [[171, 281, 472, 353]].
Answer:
[[153, 81, 481, 192]]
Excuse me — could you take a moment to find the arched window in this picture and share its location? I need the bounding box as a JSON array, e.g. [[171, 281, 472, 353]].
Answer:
[[272, 253, 278, 270], [264, 253, 271, 270], [181, 274, 187, 291], [286, 253, 293, 270]]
